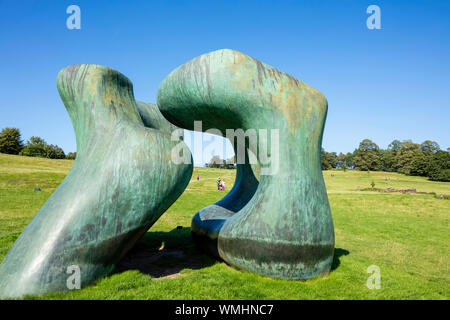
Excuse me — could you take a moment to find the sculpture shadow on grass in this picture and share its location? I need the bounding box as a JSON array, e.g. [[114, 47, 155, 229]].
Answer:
[[330, 248, 350, 272], [114, 228, 349, 279], [114, 227, 216, 279]]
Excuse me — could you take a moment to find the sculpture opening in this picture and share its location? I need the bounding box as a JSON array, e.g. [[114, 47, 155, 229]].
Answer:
[[157, 49, 334, 280]]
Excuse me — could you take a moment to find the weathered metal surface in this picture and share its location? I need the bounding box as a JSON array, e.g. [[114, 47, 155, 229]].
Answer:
[[158, 49, 334, 280], [0, 65, 192, 298], [191, 150, 259, 258]]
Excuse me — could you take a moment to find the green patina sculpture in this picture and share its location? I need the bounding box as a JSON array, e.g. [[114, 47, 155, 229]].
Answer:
[[0, 49, 333, 298], [0, 65, 192, 298], [158, 49, 334, 280]]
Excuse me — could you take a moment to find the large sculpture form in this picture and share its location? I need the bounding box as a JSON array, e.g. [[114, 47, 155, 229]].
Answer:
[[158, 49, 334, 280], [0, 65, 192, 298], [0, 49, 334, 298]]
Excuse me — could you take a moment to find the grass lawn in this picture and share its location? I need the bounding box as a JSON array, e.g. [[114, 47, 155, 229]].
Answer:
[[0, 153, 448, 299]]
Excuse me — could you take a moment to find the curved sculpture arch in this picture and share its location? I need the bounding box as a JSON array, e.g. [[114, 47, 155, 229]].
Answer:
[[158, 49, 334, 280]]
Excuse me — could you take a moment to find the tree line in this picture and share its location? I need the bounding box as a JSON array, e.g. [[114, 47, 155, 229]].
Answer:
[[322, 139, 449, 182], [205, 155, 236, 169], [1, 127, 448, 181], [0, 127, 76, 160]]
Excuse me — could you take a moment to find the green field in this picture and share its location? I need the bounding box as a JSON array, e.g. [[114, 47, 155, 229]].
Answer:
[[0, 153, 448, 299]]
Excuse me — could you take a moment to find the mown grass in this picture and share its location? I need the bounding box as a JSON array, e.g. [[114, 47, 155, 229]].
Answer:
[[0, 153, 448, 299]]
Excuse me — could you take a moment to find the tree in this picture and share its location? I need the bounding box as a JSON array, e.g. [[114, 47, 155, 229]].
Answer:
[[409, 151, 429, 176], [224, 156, 236, 169], [321, 149, 338, 170], [20, 136, 47, 158], [408, 140, 440, 176], [19, 136, 66, 159], [380, 140, 402, 172], [326, 151, 337, 168], [358, 139, 380, 152], [344, 152, 354, 169], [321, 148, 331, 170], [379, 149, 395, 172], [336, 152, 346, 169], [45, 144, 65, 159], [394, 140, 420, 175], [388, 139, 402, 152], [426, 150, 450, 182], [66, 152, 77, 160], [353, 139, 381, 171], [0, 127, 23, 155], [209, 155, 224, 168], [420, 140, 440, 153]]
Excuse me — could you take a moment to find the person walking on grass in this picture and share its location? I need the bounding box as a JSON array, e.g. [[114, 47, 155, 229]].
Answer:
[[217, 177, 221, 190], [222, 180, 226, 191]]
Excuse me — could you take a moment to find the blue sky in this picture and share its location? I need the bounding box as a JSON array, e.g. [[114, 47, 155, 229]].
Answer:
[[0, 0, 449, 165]]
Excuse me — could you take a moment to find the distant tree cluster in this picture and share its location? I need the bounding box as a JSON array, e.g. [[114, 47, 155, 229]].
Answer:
[[321, 149, 354, 171], [0, 127, 75, 160], [205, 155, 236, 169], [66, 152, 77, 160], [322, 139, 449, 182]]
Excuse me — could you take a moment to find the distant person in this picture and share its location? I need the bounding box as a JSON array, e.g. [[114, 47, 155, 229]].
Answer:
[[217, 178, 221, 190], [197, 175, 199, 181], [222, 180, 226, 191]]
